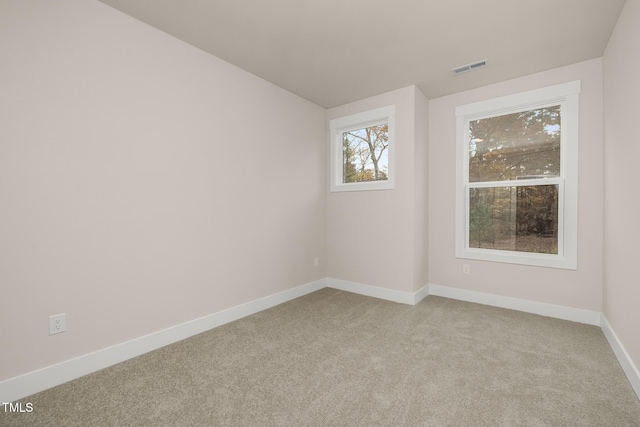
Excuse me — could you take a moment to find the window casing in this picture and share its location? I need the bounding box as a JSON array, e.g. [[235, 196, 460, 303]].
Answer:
[[455, 81, 580, 269], [329, 105, 395, 192]]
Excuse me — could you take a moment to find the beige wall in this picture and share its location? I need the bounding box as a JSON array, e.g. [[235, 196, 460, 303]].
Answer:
[[0, 0, 326, 380], [603, 0, 640, 374], [326, 86, 429, 293], [413, 87, 430, 293], [428, 59, 604, 311]]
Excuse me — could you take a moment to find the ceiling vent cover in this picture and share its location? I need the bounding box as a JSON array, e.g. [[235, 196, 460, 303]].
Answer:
[[452, 59, 488, 75]]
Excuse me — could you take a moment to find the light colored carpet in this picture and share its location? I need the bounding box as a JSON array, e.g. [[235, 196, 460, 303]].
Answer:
[[3, 288, 640, 426]]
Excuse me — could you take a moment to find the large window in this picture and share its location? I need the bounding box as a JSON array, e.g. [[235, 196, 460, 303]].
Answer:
[[329, 105, 395, 192], [455, 81, 580, 269]]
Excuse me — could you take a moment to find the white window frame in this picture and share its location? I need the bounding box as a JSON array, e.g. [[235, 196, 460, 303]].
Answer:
[[455, 81, 580, 269], [329, 105, 395, 192]]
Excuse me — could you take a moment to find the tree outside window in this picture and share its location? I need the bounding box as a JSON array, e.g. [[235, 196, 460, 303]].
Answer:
[[330, 105, 395, 192], [342, 124, 389, 183], [468, 106, 560, 254], [455, 80, 580, 269]]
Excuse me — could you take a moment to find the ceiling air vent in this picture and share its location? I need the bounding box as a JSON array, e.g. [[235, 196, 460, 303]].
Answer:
[[452, 59, 488, 75]]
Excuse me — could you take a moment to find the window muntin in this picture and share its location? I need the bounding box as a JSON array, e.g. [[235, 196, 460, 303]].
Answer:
[[330, 105, 395, 192], [455, 81, 580, 269]]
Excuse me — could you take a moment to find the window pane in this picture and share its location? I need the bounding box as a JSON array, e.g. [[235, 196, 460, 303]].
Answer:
[[342, 124, 388, 183], [469, 106, 561, 182], [469, 185, 558, 254]]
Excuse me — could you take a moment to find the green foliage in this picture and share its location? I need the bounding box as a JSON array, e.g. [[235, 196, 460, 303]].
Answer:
[[469, 199, 495, 244], [343, 136, 358, 183]]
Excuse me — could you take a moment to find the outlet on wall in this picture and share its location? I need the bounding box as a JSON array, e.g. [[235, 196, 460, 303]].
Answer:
[[49, 313, 66, 335], [463, 264, 471, 275], [314, 257, 320, 268]]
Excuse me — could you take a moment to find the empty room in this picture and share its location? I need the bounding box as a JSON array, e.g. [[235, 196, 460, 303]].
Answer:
[[1, 0, 639, 425]]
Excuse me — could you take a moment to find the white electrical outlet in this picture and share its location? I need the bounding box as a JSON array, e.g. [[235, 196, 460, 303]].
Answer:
[[49, 313, 66, 335], [314, 257, 320, 268], [463, 264, 471, 275]]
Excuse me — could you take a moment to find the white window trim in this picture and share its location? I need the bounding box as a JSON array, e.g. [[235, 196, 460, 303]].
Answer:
[[329, 105, 395, 192], [455, 81, 580, 270]]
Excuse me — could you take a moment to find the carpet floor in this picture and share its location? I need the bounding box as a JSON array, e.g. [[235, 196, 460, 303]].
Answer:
[[3, 288, 640, 426]]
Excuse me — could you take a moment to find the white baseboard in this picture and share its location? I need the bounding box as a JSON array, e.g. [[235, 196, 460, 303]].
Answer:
[[428, 284, 601, 326], [4, 279, 638, 405], [326, 278, 428, 306], [429, 284, 640, 400], [0, 279, 327, 403], [600, 314, 640, 401], [413, 284, 430, 305]]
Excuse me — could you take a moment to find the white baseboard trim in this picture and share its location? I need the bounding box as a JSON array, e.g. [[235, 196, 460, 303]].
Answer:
[[413, 284, 430, 305], [428, 284, 601, 326], [326, 278, 428, 306], [5, 279, 638, 405], [0, 279, 327, 403], [600, 314, 640, 400]]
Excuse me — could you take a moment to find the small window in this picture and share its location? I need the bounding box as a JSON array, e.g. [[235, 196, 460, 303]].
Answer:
[[455, 81, 580, 269], [330, 105, 395, 192]]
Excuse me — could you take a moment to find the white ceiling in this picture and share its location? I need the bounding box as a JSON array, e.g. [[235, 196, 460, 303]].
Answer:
[[98, 0, 626, 108]]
